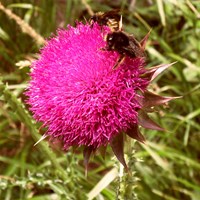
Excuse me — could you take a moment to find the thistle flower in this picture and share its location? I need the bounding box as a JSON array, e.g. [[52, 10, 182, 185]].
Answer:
[[26, 22, 176, 168]]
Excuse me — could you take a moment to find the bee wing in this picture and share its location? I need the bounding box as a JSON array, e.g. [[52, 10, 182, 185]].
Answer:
[[102, 9, 120, 17], [119, 35, 142, 57], [128, 35, 141, 47]]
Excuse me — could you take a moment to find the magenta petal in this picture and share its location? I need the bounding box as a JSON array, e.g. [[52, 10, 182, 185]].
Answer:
[[138, 110, 165, 131], [25, 21, 175, 167], [110, 133, 128, 170], [126, 125, 145, 143], [25, 23, 148, 148]]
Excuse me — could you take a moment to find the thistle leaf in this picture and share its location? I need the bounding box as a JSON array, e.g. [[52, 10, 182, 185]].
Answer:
[[144, 62, 177, 81], [83, 146, 95, 176], [138, 110, 165, 131], [126, 124, 145, 143], [110, 133, 128, 170], [140, 29, 152, 51], [142, 90, 180, 108]]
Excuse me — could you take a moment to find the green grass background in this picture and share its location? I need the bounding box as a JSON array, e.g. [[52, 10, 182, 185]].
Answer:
[[0, 0, 200, 199]]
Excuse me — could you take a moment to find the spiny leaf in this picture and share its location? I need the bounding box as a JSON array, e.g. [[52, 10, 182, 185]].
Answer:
[[110, 133, 128, 170], [83, 146, 95, 176], [142, 90, 180, 108], [140, 29, 152, 51], [144, 62, 177, 81], [138, 110, 165, 131], [126, 124, 145, 143]]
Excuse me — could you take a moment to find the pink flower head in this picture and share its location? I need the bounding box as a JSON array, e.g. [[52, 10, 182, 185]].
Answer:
[[26, 22, 176, 168]]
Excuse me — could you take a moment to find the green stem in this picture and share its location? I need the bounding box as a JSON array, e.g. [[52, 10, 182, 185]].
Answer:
[[117, 138, 138, 200], [0, 80, 73, 189]]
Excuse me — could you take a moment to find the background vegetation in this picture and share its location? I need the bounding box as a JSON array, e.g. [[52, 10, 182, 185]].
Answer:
[[0, 0, 200, 199]]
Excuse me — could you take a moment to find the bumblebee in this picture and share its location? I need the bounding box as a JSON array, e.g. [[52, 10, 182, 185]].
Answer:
[[104, 19, 150, 69], [89, 9, 121, 31]]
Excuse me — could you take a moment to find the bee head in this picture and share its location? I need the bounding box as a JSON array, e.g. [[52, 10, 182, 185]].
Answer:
[[90, 15, 98, 22], [90, 12, 104, 23]]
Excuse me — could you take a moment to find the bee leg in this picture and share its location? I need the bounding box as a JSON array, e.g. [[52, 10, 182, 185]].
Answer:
[[100, 47, 107, 51], [90, 22, 94, 29], [100, 45, 111, 51], [100, 24, 104, 32], [112, 54, 125, 70]]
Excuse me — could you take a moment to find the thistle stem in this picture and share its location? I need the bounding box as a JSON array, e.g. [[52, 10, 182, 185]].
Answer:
[[0, 80, 74, 190], [117, 138, 138, 200]]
